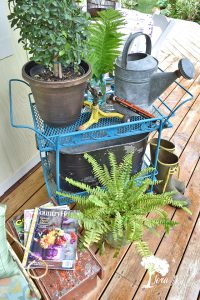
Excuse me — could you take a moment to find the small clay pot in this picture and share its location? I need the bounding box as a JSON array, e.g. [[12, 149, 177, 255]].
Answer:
[[105, 231, 129, 248]]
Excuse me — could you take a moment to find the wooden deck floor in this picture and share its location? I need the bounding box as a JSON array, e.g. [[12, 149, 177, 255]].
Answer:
[[1, 20, 200, 300]]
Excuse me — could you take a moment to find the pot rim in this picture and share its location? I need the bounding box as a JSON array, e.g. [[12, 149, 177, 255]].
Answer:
[[59, 132, 149, 154], [22, 60, 92, 88]]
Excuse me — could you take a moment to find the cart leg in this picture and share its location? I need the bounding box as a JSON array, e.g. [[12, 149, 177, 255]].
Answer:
[[40, 152, 52, 198], [55, 144, 61, 205], [150, 120, 163, 192]]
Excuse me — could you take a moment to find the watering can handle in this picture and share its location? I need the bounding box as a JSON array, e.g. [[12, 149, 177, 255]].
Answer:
[[121, 32, 152, 69]]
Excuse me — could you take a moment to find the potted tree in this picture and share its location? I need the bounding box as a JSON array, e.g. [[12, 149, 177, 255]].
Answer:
[[58, 152, 191, 257], [8, 0, 91, 127]]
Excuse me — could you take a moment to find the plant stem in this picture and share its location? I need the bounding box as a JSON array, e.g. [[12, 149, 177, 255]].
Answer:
[[53, 56, 62, 79], [53, 58, 59, 78], [58, 63, 63, 79]]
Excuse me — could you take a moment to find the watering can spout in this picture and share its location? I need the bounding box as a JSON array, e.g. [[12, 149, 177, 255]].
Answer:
[[149, 58, 195, 105], [115, 33, 195, 109]]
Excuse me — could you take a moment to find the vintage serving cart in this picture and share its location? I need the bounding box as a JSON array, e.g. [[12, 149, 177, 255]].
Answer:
[[9, 77, 193, 204]]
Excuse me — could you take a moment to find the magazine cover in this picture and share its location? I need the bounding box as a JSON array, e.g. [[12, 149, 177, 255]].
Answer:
[[24, 209, 35, 246], [12, 214, 24, 245], [23, 201, 58, 245], [22, 207, 79, 270]]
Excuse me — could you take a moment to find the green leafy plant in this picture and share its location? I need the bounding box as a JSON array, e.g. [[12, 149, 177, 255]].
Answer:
[[87, 9, 125, 82], [156, 0, 168, 9], [161, 0, 200, 22], [121, 0, 138, 10], [8, 0, 90, 77], [58, 152, 191, 257], [175, 0, 200, 21]]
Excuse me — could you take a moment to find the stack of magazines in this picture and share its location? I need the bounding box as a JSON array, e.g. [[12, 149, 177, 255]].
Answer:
[[11, 200, 79, 270]]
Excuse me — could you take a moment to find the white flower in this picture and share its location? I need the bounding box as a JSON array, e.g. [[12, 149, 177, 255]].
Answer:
[[141, 255, 169, 276]]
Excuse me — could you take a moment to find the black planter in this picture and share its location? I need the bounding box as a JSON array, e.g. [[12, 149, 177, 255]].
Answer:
[[22, 61, 91, 127], [87, 0, 116, 17], [48, 133, 148, 193]]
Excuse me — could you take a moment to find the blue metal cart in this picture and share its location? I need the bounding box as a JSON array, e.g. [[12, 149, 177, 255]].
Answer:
[[9, 78, 193, 204]]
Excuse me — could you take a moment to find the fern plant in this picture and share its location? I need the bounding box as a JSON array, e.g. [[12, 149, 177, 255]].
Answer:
[[58, 152, 191, 257], [87, 9, 125, 84]]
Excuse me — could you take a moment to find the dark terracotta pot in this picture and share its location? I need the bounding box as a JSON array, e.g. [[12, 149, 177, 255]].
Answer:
[[88, 7, 106, 17], [22, 60, 91, 127]]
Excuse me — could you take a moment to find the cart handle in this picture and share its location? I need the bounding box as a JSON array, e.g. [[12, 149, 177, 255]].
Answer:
[[9, 79, 55, 146], [157, 68, 193, 127]]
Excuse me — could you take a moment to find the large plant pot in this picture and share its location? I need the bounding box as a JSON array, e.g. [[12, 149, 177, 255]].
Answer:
[[48, 133, 148, 193], [22, 61, 91, 127]]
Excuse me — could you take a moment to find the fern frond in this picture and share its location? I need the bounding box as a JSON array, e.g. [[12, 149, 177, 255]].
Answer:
[[113, 212, 123, 241], [87, 195, 106, 208], [125, 178, 152, 207], [134, 240, 152, 258], [181, 206, 192, 215], [118, 153, 133, 185], [144, 218, 179, 233], [88, 9, 126, 77], [108, 151, 119, 184], [134, 197, 173, 214], [56, 191, 90, 206], [83, 153, 108, 186], [83, 229, 103, 248], [102, 164, 118, 194], [65, 177, 96, 193], [131, 167, 155, 182]]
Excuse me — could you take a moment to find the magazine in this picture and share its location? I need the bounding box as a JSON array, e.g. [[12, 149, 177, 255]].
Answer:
[[22, 207, 79, 270], [23, 201, 58, 245], [11, 201, 55, 246], [12, 214, 24, 245]]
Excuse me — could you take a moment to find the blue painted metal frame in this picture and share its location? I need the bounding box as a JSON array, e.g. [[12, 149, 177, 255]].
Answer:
[[9, 78, 193, 204]]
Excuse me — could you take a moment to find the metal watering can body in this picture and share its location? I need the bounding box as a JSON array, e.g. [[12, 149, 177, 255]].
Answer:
[[115, 32, 158, 108], [115, 32, 195, 109]]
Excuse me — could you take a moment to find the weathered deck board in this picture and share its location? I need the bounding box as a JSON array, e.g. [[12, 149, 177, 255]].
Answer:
[[131, 141, 200, 300], [1, 166, 45, 220], [155, 61, 199, 114], [167, 215, 200, 300], [7, 185, 48, 222], [163, 69, 200, 141], [99, 206, 174, 300]]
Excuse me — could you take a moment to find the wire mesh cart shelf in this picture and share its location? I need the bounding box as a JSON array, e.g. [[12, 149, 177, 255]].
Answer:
[[9, 78, 193, 204]]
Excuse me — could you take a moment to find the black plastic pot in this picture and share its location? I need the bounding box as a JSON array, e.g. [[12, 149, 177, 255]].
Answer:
[[105, 231, 128, 248], [22, 61, 91, 127], [48, 133, 148, 193]]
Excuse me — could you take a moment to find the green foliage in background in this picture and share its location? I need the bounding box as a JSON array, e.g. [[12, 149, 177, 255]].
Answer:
[[156, 0, 168, 9], [87, 9, 125, 79], [8, 0, 90, 74], [127, 0, 199, 22], [132, 0, 157, 14], [58, 152, 191, 257], [159, 0, 200, 22]]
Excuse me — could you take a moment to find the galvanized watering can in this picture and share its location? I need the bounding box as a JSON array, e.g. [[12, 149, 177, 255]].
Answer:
[[115, 32, 195, 109]]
